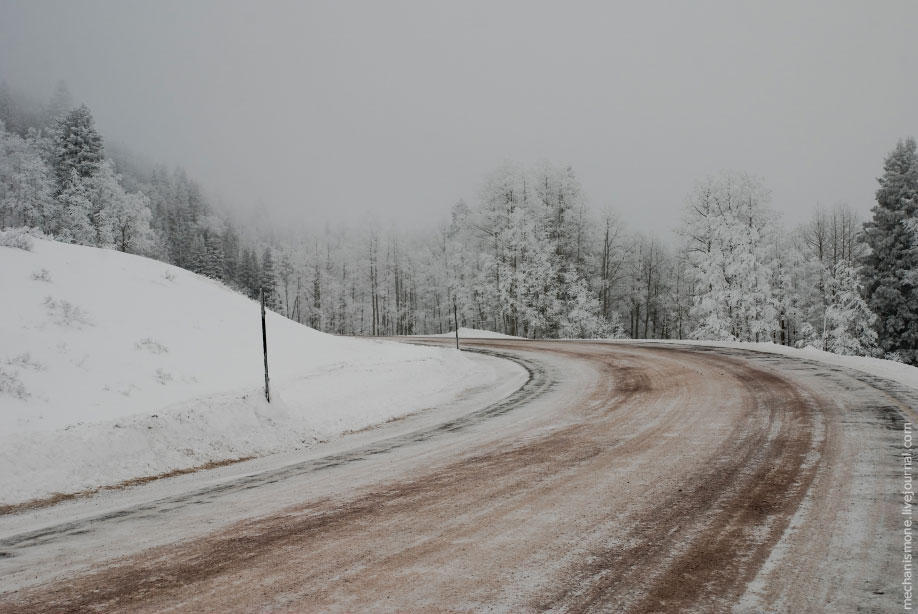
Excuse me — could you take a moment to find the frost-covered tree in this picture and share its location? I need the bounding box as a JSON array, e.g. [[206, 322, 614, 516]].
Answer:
[[54, 170, 94, 244], [905, 217, 918, 287], [53, 105, 103, 192], [188, 234, 206, 274], [799, 260, 878, 356], [862, 138, 918, 364], [681, 171, 778, 342], [789, 203, 869, 349], [111, 189, 153, 254], [84, 160, 121, 247], [560, 269, 623, 338], [261, 247, 277, 308], [0, 122, 54, 228], [203, 234, 224, 280]]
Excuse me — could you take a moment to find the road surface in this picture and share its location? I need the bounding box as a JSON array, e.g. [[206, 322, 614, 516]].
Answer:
[[0, 340, 914, 612]]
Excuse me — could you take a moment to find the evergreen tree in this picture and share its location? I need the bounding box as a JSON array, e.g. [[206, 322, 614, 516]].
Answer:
[[799, 261, 879, 356], [189, 234, 206, 274], [261, 247, 277, 307], [222, 225, 239, 283], [245, 249, 260, 297], [204, 233, 224, 280], [55, 170, 94, 244], [862, 138, 918, 364], [238, 247, 252, 294], [53, 105, 103, 192], [85, 160, 120, 247]]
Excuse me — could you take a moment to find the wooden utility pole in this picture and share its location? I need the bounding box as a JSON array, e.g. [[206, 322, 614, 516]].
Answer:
[[261, 289, 270, 402], [453, 300, 460, 350]]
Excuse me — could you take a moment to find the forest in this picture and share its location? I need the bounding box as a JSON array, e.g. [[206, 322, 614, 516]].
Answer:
[[2, 81, 916, 364]]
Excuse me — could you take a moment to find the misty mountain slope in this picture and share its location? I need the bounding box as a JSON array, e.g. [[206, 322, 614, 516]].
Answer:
[[0, 238, 505, 505]]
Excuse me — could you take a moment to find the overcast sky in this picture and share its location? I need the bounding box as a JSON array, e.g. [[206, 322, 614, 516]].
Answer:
[[1, 0, 916, 233]]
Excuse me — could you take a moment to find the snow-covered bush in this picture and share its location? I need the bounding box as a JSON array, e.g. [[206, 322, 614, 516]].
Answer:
[[5, 353, 47, 371], [136, 337, 169, 354], [0, 367, 28, 399], [31, 268, 52, 282], [0, 227, 34, 251], [43, 296, 93, 328]]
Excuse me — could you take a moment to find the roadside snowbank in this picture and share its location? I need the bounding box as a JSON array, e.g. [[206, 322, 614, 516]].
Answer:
[[617, 339, 918, 392], [0, 239, 507, 505], [418, 327, 523, 340]]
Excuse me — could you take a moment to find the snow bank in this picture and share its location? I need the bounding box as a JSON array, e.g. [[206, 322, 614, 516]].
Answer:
[[617, 339, 918, 392], [418, 327, 523, 340], [0, 239, 503, 505]]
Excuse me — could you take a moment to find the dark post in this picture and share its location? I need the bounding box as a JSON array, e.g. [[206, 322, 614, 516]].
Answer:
[[453, 300, 460, 350], [261, 289, 270, 402]]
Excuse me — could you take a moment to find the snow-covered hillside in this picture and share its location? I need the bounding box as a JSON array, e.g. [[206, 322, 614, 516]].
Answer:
[[0, 238, 506, 505]]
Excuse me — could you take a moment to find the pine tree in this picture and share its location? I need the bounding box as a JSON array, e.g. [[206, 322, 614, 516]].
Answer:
[[189, 234, 206, 274], [248, 250, 261, 297], [204, 233, 224, 280], [237, 247, 252, 294], [862, 138, 918, 364], [54, 170, 94, 244], [799, 261, 879, 356], [53, 105, 103, 192], [261, 247, 277, 308], [84, 160, 120, 247], [279, 252, 294, 316], [222, 225, 239, 283]]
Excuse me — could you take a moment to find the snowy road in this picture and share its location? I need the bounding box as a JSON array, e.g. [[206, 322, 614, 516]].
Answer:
[[0, 340, 914, 612]]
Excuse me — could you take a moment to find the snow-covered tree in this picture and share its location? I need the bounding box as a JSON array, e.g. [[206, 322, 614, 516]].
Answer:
[[681, 171, 778, 342], [54, 170, 94, 244], [203, 234, 224, 280], [111, 189, 153, 254], [799, 260, 879, 356], [559, 269, 623, 338], [904, 217, 918, 287], [188, 234, 206, 274], [53, 105, 103, 192], [0, 122, 54, 228], [862, 137, 918, 364], [261, 247, 277, 308]]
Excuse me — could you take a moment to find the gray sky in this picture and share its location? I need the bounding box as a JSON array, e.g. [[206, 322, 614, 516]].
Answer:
[[1, 0, 916, 233]]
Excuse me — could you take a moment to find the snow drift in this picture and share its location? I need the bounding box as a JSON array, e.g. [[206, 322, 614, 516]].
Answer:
[[418, 327, 523, 340], [0, 238, 504, 505]]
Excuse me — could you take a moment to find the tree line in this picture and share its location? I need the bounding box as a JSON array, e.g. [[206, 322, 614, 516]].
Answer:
[[1, 80, 916, 364]]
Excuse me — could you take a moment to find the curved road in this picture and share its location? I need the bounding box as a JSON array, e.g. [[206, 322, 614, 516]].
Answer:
[[0, 340, 914, 612]]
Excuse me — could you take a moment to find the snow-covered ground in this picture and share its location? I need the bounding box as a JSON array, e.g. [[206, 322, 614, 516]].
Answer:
[[418, 327, 523, 340], [615, 338, 918, 392], [0, 239, 510, 505]]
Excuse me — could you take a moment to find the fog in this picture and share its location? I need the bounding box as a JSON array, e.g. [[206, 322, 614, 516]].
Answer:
[[1, 0, 915, 231]]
